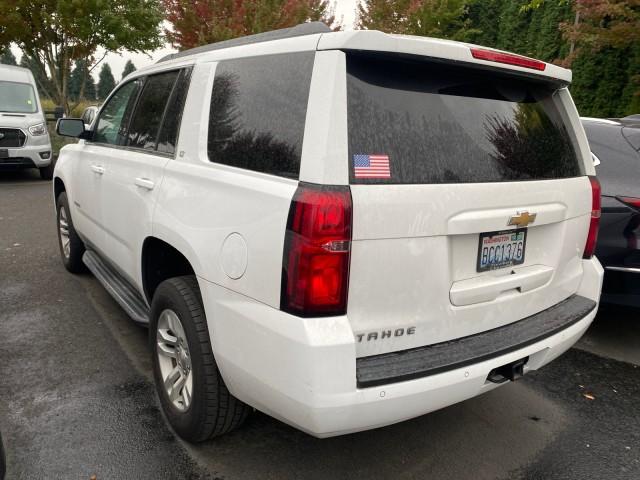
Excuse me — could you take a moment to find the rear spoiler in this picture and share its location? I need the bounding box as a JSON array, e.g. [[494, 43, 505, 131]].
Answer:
[[318, 31, 571, 86]]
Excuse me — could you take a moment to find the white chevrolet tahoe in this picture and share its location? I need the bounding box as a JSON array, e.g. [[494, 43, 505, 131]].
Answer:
[[0, 64, 54, 179], [53, 23, 604, 441]]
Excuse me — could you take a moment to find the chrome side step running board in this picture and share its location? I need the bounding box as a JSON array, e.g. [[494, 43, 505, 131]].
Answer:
[[83, 250, 150, 325]]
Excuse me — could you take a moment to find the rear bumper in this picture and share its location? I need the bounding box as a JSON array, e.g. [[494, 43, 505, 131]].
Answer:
[[200, 257, 603, 438], [357, 294, 595, 388]]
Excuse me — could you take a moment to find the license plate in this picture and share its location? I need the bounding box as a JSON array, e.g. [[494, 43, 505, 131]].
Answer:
[[0, 149, 8, 158], [477, 229, 527, 272]]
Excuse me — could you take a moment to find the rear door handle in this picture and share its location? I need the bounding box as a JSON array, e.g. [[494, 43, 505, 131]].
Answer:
[[91, 165, 105, 175], [134, 177, 155, 191]]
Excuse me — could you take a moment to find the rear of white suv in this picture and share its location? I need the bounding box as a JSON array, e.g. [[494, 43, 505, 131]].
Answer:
[[202, 36, 602, 437], [53, 25, 603, 441]]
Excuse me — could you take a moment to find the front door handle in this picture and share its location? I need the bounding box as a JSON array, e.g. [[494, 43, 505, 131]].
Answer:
[[134, 177, 155, 191], [91, 165, 105, 175]]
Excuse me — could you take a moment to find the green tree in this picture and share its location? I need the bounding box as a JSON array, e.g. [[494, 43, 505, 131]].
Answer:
[[163, 0, 337, 50], [466, 0, 503, 47], [356, 0, 638, 117], [0, 48, 17, 65], [97, 63, 116, 100], [68, 59, 97, 101], [121, 60, 137, 80], [19, 53, 54, 98], [358, 0, 478, 40], [0, 0, 163, 113]]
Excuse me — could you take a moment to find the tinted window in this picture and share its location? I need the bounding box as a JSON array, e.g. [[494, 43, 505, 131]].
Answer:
[[623, 126, 640, 151], [157, 69, 192, 154], [347, 54, 583, 184], [94, 80, 142, 145], [207, 52, 314, 179], [0, 81, 37, 113], [127, 71, 179, 150], [583, 121, 640, 195]]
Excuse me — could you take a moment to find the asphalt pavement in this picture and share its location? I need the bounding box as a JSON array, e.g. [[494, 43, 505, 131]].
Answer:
[[1, 169, 639, 480]]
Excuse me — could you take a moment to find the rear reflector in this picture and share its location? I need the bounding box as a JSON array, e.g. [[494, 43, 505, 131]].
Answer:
[[583, 176, 601, 259], [281, 183, 352, 317], [470, 48, 546, 71]]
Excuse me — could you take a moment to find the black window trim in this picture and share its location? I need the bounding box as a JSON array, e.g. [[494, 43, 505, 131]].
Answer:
[[88, 66, 192, 159], [156, 67, 192, 155]]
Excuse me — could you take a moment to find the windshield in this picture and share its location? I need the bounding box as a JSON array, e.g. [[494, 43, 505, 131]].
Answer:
[[0, 80, 38, 113], [347, 53, 583, 184]]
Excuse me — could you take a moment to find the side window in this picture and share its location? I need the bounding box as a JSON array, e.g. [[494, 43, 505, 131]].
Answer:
[[207, 52, 314, 179], [126, 71, 180, 150], [157, 69, 192, 155], [94, 80, 142, 145]]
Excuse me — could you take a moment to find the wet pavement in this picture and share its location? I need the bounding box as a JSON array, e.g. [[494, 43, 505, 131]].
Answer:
[[1, 169, 639, 480]]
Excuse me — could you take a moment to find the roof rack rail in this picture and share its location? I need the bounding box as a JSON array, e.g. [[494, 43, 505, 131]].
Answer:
[[157, 21, 331, 63]]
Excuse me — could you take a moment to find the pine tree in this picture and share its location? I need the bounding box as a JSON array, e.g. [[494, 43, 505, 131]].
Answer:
[[97, 63, 116, 100], [619, 43, 640, 116], [19, 54, 54, 99], [68, 59, 97, 101], [0, 49, 17, 65], [121, 60, 136, 80], [466, 0, 503, 47]]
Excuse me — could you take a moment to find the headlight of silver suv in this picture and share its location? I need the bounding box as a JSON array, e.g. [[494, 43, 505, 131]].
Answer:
[[28, 123, 47, 136]]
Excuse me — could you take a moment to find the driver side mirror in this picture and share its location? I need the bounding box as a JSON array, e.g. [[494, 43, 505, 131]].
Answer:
[[56, 118, 90, 139]]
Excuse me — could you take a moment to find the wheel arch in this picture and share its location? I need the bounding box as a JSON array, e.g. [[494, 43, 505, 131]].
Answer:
[[141, 236, 198, 303], [53, 176, 65, 201]]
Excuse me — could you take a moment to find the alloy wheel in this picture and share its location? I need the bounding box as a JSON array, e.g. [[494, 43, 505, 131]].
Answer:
[[156, 309, 193, 412]]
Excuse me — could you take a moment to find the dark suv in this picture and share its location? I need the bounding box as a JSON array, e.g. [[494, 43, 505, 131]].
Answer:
[[583, 116, 640, 308]]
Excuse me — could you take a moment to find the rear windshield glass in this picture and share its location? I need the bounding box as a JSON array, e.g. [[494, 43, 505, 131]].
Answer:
[[347, 54, 583, 184], [0, 81, 37, 113]]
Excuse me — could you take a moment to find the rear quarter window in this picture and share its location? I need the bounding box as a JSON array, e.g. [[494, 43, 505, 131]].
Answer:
[[207, 52, 315, 179], [347, 54, 583, 184]]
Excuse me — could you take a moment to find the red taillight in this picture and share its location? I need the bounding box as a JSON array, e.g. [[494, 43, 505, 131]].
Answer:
[[281, 183, 352, 317], [618, 196, 640, 210], [583, 176, 601, 259], [470, 48, 546, 71]]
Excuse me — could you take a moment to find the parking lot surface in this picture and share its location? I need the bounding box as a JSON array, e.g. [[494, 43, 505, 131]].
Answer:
[[1, 170, 639, 479]]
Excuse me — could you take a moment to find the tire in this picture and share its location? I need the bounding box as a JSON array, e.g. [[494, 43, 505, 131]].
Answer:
[[150, 276, 250, 442], [0, 430, 5, 480], [39, 162, 54, 180], [55, 192, 86, 273]]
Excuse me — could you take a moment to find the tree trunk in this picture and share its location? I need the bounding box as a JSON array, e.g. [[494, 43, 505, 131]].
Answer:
[[569, 10, 580, 57]]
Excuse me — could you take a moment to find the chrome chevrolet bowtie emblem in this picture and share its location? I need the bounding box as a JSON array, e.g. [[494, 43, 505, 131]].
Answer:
[[508, 211, 537, 227]]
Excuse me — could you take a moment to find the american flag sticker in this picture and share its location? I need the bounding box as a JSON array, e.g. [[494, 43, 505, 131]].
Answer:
[[353, 154, 391, 179]]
